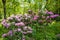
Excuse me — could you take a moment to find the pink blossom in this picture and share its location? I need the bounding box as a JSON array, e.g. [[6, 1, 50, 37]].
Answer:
[[47, 11, 54, 15], [2, 34, 7, 37], [23, 26, 28, 30], [15, 22, 25, 26], [1, 19, 6, 24], [33, 15, 39, 20], [1, 19, 10, 28], [24, 14, 31, 19], [22, 32, 27, 34], [50, 14, 59, 18], [15, 16, 19, 19], [5, 23, 10, 28], [2, 23, 10, 28], [17, 19, 21, 21], [7, 30, 13, 36], [46, 16, 50, 20], [17, 28, 21, 32]]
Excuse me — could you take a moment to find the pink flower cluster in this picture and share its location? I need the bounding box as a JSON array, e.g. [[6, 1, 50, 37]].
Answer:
[[15, 22, 25, 26], [45, 10, 59, 20], [2, 30, 13, 37], [46, 10, 54, 15], [1, 10, 59, 40], [33, 15, 39, 20], [1, 19, 10, 28], [1, 14, 33, 40]]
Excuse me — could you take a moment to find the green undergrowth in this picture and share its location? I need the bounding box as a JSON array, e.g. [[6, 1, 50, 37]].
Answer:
[[0, 21, 60, 40]]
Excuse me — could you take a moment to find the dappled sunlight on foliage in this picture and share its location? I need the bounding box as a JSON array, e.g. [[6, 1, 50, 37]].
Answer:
[[0, 0, 60, 40]]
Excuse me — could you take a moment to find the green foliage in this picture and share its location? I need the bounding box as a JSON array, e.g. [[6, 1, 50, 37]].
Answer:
[[0, 20, 60, 40], [46, 0, 59, 14], [0, 0, 60, 40], [0, 0, 59, 18]]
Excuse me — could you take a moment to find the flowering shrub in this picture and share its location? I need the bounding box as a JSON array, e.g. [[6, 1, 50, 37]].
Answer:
[[38, 10, 59, 25], [1, 14, 33, 40], [1, 10, 59, 40]]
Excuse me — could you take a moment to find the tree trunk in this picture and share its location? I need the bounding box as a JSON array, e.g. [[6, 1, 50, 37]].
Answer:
[[2, 0, 6, 19]]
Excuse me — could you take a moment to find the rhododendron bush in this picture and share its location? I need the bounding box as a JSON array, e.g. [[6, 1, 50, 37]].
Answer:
[[1, 10, 59, 40]]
